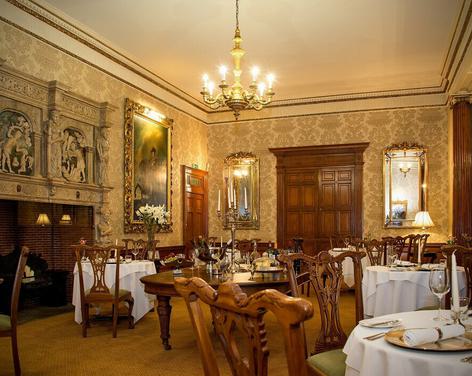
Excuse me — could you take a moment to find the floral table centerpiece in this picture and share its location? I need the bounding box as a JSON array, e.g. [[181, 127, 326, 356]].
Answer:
[[136, 204, 170, 256]]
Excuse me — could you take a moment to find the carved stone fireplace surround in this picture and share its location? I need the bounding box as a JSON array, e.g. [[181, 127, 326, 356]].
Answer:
[[0, 59, 114, 243]]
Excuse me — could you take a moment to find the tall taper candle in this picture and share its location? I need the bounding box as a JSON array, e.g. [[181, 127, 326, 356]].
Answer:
[[227, 187, 231, 208], [217, 189, 221, 211], [417, 241, 422, 264], [451, 251, 459, 312], [233, 189, 237, 209], [244, 187, 248, 209]]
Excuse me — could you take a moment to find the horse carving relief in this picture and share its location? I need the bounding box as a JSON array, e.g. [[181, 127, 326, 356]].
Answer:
[[0, 110, 34, 176]]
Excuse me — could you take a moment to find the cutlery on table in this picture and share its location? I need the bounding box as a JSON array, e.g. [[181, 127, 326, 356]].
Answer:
[[367, 319, 400, 327], [363, 332, 387, 341]]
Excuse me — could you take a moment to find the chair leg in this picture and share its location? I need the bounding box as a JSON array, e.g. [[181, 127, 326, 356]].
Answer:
[[127, 298, 135, 329], [112, 303, 119, 338], [82, 304, 89, 337], [11, 329, 21, 376], [154, 299, 159, 321]]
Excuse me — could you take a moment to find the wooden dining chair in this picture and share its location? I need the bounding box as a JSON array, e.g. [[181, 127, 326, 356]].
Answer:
[[174, 277, 314, 376], [441, 244, 472, 309], [73, 244, 134, 338], [0, 246, 29, 376], [382, 236, 405, 259], [364, 239, 386, 266], [278, 251, 365, 376]]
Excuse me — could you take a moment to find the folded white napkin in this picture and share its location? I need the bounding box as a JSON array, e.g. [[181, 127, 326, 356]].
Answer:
[[403, 325, 465, 346], [332, 248, 349, 252], [394, 260, 414, 266]]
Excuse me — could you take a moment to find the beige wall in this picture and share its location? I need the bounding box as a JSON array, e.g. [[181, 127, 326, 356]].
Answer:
[[208, 107, 449, 244], [0, 22, 208, 246]]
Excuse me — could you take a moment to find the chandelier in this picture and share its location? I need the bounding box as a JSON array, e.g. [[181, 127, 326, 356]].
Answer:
[[200, 0, 275, 120]]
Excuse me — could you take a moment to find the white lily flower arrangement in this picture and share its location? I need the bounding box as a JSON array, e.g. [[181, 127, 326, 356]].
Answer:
[[136, 204, 170, 232]]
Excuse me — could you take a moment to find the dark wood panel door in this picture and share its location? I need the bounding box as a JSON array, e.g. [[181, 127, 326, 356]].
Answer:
[[182, 166, 208, 253], [270, 143, 368, 254], [284, 171, 317, 251]]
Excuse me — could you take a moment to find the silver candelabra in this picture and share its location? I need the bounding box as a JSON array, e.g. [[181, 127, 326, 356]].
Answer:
[[217, 205, 240, 273]]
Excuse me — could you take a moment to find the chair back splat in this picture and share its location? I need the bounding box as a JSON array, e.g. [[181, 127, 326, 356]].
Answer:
[[279, 251, 365, 354], [175, 277, 313, 376]]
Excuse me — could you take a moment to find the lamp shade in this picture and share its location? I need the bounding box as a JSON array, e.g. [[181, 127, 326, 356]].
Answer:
[[413, 211, 434, 229], [60, 214, 72, 224], [36, 213, 51, 226]]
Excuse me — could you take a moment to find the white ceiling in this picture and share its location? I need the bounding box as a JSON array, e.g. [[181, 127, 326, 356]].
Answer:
[[39, 0, 463, 103]]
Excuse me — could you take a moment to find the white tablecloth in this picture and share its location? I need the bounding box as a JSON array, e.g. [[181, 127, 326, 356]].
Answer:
[[363, 266, 467, 317], [72, 260, 156, 324], [329, 249, 369, 287], [344, 310, 472, 376]]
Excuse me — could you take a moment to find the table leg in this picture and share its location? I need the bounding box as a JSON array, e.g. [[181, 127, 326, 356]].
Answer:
[[156, 295, 172, 350]]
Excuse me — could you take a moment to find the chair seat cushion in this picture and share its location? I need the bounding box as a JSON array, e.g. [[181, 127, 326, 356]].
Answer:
[[307, 348, 346, 376], [0, 314, 11, 331]]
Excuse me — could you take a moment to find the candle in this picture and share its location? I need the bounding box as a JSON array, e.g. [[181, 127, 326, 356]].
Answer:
[[227, 187, 231, 208], [451, 251, 460, 312], [219, 65, 227, 81], [115, 238, 118, 246], [233, 189, 237, 209], [217, 189, 221, 211], [267, 73, 274, 89], [251, 66, 259, 82], [244, 187, 248, 209], [220, 236, 223, 247], [417, 241, 422, 264]]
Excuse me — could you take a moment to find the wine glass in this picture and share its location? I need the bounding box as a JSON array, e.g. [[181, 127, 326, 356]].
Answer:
[[451, 296, 471, 323], [131, 246, 139, 261], [189, 249, 197, 271], [429, 267, 450, 321], [344, 237, 350, 249]]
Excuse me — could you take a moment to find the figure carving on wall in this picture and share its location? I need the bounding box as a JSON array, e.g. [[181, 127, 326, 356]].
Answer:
[[96, 127, 110, 186], [47, 110, 64, 179], [97, 207, 112, 243], [61, 129, 86, 183], [0, 110, 34, 175]]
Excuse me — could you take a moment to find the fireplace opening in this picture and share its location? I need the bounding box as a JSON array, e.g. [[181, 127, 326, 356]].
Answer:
[[0, 199, 94, 313]]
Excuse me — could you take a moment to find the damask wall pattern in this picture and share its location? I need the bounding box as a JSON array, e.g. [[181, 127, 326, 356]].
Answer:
[[0, 22, 208, 245], [208, 107, 449, 244]]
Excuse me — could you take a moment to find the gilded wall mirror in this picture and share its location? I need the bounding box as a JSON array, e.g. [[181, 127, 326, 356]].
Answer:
[[224, 152, 260, 229], [384, 143, 427, 228]]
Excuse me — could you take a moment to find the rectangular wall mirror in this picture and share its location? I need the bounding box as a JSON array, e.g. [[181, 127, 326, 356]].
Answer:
[[224, 152, 260, 229], [384, 143, 427, 228]]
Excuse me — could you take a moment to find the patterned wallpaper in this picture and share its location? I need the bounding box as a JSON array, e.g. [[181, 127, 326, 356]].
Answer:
[[0, 22, 208, 246], [208, 107, 449, 243]]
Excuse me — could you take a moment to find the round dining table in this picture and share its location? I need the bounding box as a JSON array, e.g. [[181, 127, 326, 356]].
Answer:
[[363, 265, 467, 317], [140, 267, 289, 350], [343, 310, 472, 376]]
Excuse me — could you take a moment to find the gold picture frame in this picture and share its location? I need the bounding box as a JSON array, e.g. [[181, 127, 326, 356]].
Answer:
[[123, 99, 173, 233]]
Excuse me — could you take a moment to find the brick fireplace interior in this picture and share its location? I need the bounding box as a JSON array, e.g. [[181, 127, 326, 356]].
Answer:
[[0, 199, 94, 303]]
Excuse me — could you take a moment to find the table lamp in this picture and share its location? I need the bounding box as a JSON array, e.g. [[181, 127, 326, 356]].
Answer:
[[413, 211, 434, 264], [36, 213, 51, 226]]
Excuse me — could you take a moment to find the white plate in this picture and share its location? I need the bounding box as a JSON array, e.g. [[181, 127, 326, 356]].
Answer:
[[359, 318, 403, 328]]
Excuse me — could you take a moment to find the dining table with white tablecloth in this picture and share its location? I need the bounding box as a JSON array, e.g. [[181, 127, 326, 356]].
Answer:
[[72, 260, 156, 324], [329, 248, 370, 287], [343, 310, 472, 376], [363, 265, 467, 317]]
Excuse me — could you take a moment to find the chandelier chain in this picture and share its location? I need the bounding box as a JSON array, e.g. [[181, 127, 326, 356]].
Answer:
[[235, 0, 239, 29]]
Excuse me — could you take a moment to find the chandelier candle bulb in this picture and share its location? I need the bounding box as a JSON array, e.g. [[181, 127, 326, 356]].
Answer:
[[244, 187, 248, 209], [219, 66, 228, 81], [267, 74, 274, 89], [202, 74, 209, 88], [251, 66, 260, 82], [208, 81, 215, 96], [451, 251, 460, 312]]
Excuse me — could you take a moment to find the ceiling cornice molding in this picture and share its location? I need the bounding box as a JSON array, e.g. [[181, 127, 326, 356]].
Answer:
[[2, 0, 471, 123]]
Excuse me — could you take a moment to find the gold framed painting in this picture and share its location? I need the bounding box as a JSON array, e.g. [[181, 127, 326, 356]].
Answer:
[[124, 99, 173, 233]]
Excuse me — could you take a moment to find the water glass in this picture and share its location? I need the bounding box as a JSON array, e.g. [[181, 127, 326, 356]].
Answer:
[[429, 267, 450, 321], [451, 296, 471, 323], [125, 255, 132, 263]]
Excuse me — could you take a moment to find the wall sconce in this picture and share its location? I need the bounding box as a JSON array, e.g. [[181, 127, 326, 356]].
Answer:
[[36, 213, 51, 226], [399, 163, 411, 177]]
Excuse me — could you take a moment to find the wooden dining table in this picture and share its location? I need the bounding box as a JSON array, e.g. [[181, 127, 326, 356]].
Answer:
[[140, 268, 289, 350]]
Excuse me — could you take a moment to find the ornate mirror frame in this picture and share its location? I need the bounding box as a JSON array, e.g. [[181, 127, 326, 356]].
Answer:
[[383, 142, 428, 228], [224, 151, 260, 229], [123, 99, 173, 233]]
